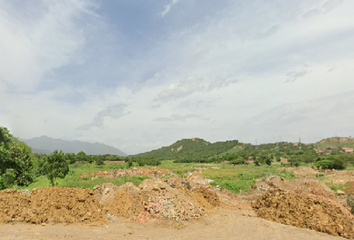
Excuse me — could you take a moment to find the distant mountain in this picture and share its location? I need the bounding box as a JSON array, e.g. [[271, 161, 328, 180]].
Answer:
[[134, 137, 239, 159], [24, 136, 126, 156]]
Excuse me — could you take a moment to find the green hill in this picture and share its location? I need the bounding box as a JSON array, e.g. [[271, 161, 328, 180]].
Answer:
[[134, 138, 240, 160], [316, 137, 354, 150]]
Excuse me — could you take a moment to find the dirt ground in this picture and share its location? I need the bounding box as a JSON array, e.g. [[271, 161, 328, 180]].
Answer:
[[0, 208, 349, 240]]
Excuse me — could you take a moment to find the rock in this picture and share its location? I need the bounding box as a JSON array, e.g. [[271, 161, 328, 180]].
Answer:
[[337, 190, 345, 195]]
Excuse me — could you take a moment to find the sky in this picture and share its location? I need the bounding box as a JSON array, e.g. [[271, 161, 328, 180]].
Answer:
[[1, 0, 354, 155]]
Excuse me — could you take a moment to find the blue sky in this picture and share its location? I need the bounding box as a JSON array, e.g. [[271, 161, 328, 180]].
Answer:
[[1, 0, 354, 154]]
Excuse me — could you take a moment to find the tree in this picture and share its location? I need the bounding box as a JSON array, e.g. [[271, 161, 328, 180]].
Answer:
[[95, 155, 104, 165], [42, 150, 69, 187], [0, 127, 34, 189], [65, 153, 76, 164], [76, 150, 87, 163]]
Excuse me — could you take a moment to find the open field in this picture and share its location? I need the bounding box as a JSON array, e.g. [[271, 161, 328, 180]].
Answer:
[[14, 161, 297, 193]]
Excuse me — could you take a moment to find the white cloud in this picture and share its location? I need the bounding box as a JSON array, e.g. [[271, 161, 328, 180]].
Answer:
[[3, 0, 354, 155], [156, 76, 203, 101], [154, 113, 202, 122], [160, 0, 179, 17], [77, 103, 130, 130], [0, 0, 99, 91]]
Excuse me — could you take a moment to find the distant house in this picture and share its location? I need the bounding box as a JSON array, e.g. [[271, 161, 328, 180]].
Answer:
[[342, 147, 354, 153], [315, 150, 325, 154], [246, 160, 254, 164], [280, 158, 288, 164]]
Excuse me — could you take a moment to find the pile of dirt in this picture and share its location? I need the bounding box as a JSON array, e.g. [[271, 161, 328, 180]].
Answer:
[[323, 170, 354, 185], [252, 189, 354, 239], [0, 187, 106, 224], [92, 182, 119, 204], [139, 178, 206, 221], [180, 186, 220, 210], [29, 187, 106, 224], [252, 178, 336, 199], [343, 182, 354, 195], [104, 182, 145, 218], [0, 189, 31, 223], [186, 172, 213, 185], [101, 178, 219, 222], [89, 167, 175, 180]]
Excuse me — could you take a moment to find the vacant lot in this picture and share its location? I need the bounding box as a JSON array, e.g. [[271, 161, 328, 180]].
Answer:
[[2, 163, 354, 239]]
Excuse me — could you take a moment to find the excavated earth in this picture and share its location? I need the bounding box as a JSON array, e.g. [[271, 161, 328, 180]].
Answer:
[[252, 189, 354, 239], [88, 167, 175, 180], [0, 187, 106, 224]]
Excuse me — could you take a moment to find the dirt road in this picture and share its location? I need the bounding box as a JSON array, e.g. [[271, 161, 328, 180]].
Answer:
[[0, 208, 347, 240]]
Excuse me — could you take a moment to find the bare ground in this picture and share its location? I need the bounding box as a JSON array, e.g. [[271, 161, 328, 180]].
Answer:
[[0, 207, 348, 240]]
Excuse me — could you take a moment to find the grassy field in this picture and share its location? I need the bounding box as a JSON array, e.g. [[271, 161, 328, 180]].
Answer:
[[15, 161, 298, 193]]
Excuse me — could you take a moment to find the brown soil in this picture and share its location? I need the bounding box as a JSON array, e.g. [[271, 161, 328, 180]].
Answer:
[[88, 167, 175, 179], [104, 182, 145, 218], [92, 182, 119, 204], [343, 182, 354, 194], [0, 208, 348, 240], [253, 177, 336, 199], [0, 187, 106, 224], [252, 189, 354, 239]]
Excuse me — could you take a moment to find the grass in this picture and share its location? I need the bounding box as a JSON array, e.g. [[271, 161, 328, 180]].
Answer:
[[13, 161, 298, 193], [326, 183, 350, 192]]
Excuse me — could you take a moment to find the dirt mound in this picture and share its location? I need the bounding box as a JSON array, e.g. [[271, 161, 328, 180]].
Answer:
[[252, 189, 354, 239], [0, 187, 106, 224], [103, 179, 206, 222], [343, 182, 354, 194], [139, 178, 205, 221], [253, 178, 336, 199], [29, 187, 106, 224], [104, 182, 145, 218], [186, 172, 213, 186], [93, 183, 119, 204], [180, 186, 220, 210], [193, 186, 220, 207], [0, 189, 31, 223], [90, 167, 175, 180]]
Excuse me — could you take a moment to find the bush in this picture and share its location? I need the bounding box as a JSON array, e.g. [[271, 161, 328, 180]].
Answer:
[[314, 159, 347, 170]]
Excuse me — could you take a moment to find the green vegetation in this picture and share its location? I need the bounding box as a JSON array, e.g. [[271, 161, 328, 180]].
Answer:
[[40, 150, 69, 186], [3, 130, 354, 196], [347, 193, 354, 214], [0, 127, 34, 189], [326, 183, 350, 192], [135, 138, 239, 160]]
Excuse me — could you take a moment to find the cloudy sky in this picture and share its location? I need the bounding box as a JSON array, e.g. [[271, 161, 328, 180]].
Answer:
[[1, 0, 354, 154]]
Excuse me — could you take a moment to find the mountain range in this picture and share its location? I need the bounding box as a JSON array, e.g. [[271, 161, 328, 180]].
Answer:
[[24, 136, 126, 156]]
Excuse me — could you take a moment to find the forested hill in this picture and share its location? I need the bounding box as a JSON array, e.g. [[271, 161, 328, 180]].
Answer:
[[134, 138, 239, 160], [316, 137, 354, 149]]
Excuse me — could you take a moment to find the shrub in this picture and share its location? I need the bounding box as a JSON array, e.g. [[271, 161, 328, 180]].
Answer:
[[347, 193, 354, 214]]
